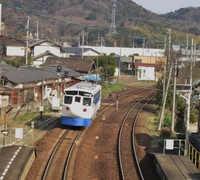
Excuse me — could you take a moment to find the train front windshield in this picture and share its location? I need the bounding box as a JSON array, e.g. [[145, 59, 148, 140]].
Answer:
[[64, 96, 72, 104], [65, 90, 92, 97], [83, 97, 91, 106]]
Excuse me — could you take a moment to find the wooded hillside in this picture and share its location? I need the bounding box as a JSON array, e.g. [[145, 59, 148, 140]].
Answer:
[[1, 1, 200, 47]]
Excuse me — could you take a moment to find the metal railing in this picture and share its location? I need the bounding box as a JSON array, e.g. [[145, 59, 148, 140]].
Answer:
[[163, 139, 186, 156], [163, 139, 200, 170], [188, 142, 200, 170]]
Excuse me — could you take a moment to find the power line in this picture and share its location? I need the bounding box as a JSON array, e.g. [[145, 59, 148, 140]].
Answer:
[[1, 2, 199, 48]]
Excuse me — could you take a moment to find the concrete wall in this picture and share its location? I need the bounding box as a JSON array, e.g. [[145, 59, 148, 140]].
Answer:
[[0, 99, 51, 120], [7, 46, 25, 56]]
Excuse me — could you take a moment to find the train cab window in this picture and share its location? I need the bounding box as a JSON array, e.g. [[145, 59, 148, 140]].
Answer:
[[65, 91, 78, 95], [79, 91, 91, 97], [83, 98, 91, 106], [64, 96, 72, 104], [75, 97, 81, 102]]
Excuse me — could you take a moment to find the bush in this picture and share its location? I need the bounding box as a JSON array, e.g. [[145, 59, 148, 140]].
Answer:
[[160, 128, 172, 139], [163, 115, 171, 127]]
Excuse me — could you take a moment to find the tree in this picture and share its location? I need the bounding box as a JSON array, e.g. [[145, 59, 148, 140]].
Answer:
[[93, 55, 116, 81]]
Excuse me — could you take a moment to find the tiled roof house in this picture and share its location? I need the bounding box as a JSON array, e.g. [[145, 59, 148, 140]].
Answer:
[[45, 57, 96, 74]]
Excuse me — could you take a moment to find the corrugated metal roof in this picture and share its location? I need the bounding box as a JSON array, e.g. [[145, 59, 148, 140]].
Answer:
[[1, 63, 80, 84], [62, 47, 98, 54]]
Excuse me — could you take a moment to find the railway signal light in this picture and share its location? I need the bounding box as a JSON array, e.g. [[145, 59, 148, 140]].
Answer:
[[57, 65, 62, 73]]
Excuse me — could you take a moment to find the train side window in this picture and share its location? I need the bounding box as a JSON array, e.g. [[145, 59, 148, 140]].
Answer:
[[75, 97, 81, 102], [64, 96, 72, 104], [83, 98, 91, 106]]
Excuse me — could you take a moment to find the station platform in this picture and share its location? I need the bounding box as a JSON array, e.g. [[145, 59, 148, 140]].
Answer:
[[0, 145, 35, 180], [147, 147, 200, 180]]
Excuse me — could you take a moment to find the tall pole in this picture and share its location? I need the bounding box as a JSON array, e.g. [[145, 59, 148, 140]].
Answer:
[[186, 35, 188, 51], [158, 29, 172, 130], [40, 57, 44, 119], [158, 66, 173, 130], [163, 35, 167, 100], [0, 4, 2, 35], [81, 30, 85, 59], [186, 35, 189, 62], [163, 60, 166, 101], [167, 28, 171, 69], [36, 21, 39, 41], [142, 37, 145, 55], [171, 57, 177, 132], [25, 16, 30, 66], [185, 38, 193, 155], [96, 55, 98, 81], [164, 35, 167, 50]]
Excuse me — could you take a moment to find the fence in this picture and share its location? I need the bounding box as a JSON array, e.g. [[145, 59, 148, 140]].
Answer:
[[163, 139, 186, 156], [188, 142, 200, 170], [0, 127, 33, 147], [163, 139, 200, 170]]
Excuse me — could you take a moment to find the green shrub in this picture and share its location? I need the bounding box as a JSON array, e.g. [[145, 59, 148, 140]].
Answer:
[[163, 115, 171, 127]]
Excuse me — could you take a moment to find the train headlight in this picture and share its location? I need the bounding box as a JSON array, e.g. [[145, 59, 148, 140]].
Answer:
[[66, 106, 70, 110], [83, 108, 87, 112]]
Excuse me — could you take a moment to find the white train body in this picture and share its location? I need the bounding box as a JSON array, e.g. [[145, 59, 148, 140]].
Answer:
[[61, 82, 101, 127]]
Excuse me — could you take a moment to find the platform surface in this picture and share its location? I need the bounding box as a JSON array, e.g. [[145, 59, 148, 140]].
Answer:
[[148, 147, 200, 180], [0, 146, 35, 180]]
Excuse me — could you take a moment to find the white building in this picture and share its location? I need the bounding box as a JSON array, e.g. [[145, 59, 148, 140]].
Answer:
[[7, 46, 25, 56], [29, 39, 61, 57], [83, 46, 165, 57], [137, 66, 155, 81]]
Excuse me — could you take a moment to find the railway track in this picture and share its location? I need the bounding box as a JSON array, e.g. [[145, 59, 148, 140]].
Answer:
[[26, 85, 159, 180], [72, 85, 158, 179], [100, 86, 155, 114], [42, 129, 82, 180], [118, 91, 155, 180]]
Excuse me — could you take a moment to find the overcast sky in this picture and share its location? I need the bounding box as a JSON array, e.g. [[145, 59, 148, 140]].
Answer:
[[132, 0, 200, 14]]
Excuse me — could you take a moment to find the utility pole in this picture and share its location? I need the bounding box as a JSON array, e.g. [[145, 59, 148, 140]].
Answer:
[[163, 60, 166, 101], [182, 38, 194, 155], [81, 30, 86, 59], [171, 57, 178, 132], [0, 4, 2, 35], [98, 36, 104, 54], [40, 57, 44, 119], [142, 37, 145, 55], [25, 16, 30, 66], [163, 35, 167, 101], [158, 66, 173, 130], [163, 35, 167, 50], [34, 21, 39, 41], [186, 35, 189, 51], [159, 28, 172, 130], [167, 28, 171, 69], [96, 55, 98, 81]]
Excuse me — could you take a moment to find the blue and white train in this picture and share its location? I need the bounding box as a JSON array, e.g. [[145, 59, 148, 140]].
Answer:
[[61, 82, 102, 127]]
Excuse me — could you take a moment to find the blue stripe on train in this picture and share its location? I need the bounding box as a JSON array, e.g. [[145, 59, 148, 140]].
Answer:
[[61, 116, 91, 127]]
